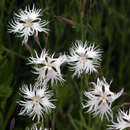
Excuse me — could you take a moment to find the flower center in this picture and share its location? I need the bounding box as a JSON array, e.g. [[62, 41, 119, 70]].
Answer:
[[101, 92, 109, 104], [46, 63, 52, 69], [79, 54, 88, 63], [102, 95, 107, 101], [32, 96, 42, 105], [24, 18, 33, 28]]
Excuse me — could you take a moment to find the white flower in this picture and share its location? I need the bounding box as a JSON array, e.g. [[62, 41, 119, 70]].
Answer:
[[8, 4, 49, 44], [108, 109, 130, 130], [26, 124, 51, 130], [28, 49, 66, 86], [68, 40, 102, 77], [83, 77, 124, 120], [18, 83, 56, 122]]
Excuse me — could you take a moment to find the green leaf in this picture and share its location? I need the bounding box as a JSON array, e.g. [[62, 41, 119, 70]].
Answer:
[[0, 86, 12, 98]]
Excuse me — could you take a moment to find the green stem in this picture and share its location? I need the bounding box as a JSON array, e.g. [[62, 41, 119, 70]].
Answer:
[[0, 45, 27, 60]]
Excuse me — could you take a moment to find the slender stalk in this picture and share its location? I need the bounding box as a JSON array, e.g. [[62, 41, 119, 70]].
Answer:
[[34, 35, 42, 50], [0, 45, 26, 60], [24, 43, 33, 56]]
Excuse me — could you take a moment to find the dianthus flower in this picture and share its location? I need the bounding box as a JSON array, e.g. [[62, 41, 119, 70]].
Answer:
[[28, 49, 66, 86], [108, 109, 130, 130], [8, 5, 49, 44], [18, 83, 55, 122], [68, 40, 102, 77], [83, 77, 124, 120]]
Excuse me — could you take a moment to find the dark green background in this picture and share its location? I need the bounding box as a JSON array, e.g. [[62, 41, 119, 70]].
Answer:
[[0, 0, 129, 129]]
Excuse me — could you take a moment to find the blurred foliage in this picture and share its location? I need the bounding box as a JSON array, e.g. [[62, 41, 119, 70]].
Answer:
[[0, 0, 130, 129]]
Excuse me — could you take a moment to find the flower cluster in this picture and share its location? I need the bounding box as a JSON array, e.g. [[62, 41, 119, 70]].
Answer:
[[8, 4, 128, 130]]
